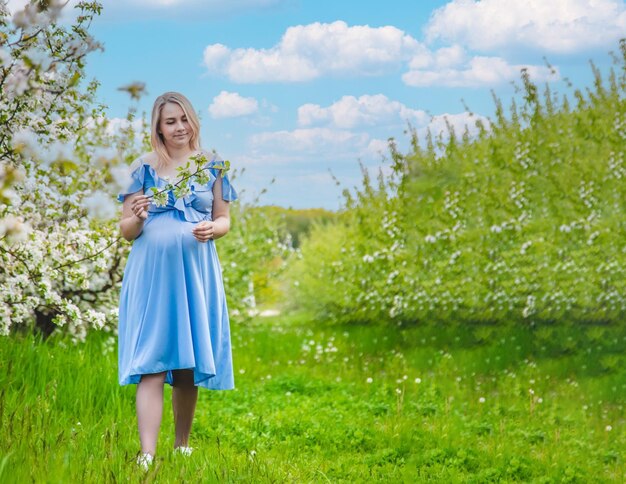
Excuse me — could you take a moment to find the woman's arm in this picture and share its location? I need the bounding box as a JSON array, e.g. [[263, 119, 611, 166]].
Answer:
[[211, 174, 231, 240], [119, 190, 149, 241], [191, 175, 231, 242]]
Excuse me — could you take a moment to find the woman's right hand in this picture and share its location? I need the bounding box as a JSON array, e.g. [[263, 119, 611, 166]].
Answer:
[[131, 195, 150, 220]]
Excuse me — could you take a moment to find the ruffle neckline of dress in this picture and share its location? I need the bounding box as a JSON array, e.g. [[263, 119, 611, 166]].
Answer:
[[140, 155, 234, 223]]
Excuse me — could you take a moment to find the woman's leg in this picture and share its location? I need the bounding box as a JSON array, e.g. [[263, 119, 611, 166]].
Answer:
[[136, 371, 167, 455], [172, 369, 198, 448]]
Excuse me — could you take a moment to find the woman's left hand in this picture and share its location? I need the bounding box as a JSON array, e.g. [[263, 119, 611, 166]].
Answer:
[[192, 221, 215, 243]]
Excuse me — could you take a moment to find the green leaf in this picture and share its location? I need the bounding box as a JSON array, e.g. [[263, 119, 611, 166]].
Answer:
[[68, 71, 81, 88]]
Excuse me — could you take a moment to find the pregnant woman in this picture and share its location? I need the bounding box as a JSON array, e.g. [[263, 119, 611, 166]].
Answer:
[[116, 92, 238, 470]]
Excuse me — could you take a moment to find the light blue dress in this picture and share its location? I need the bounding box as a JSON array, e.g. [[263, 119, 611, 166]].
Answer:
[[116, 152, 237, 390]]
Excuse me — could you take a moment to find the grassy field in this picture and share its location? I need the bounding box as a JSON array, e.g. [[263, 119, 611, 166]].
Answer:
[[1, 315, 625, 482]]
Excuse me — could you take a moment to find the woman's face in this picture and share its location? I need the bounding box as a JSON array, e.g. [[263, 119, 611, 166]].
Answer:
[[158, 102, 192, 151]]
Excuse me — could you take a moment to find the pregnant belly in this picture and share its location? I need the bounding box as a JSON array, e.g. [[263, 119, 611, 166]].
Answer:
[[137, 212, 199, 251]]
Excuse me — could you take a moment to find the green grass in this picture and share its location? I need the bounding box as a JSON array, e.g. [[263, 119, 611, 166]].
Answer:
[[1, 316, 625, 482]]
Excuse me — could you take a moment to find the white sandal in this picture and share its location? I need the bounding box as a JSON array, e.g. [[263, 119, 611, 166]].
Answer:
[[136, 452, 154, 471], [174, 446, 193, 456]]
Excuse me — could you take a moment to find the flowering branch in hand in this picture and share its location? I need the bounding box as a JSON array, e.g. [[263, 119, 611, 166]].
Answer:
[[148, 153, 231, 207]]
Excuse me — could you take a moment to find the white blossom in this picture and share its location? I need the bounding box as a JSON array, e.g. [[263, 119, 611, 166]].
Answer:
[[0, 48, 12, 67], [23, 48, 53, 71], [0, 2, 127, 340], [5, 67, 29, 97], [11, 129, 39, 158], [39, 140, 73, 166], [83, 191, 117, 220], [0, 215, 30, 242]]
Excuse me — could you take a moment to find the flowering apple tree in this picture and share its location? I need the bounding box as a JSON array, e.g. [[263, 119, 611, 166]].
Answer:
[[1, 2, 292, 341], [0, 1, 146, 340]]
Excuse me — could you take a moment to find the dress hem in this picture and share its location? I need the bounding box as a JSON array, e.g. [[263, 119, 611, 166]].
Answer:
[[119, 365, 235, 391]]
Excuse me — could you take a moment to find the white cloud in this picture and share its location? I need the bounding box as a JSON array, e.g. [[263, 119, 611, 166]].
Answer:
[[203, 21, 422, 83], [366, 138, 392, 157], [249, 127, 370, 155], [208, 91, 259, 119], [403, 54, 559, 88], [408, 44, 466, 70], [425, 0, 626, 54], [298, 94, 429, 129]]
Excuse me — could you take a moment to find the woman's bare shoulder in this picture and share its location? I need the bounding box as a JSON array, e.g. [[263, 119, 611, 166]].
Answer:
[[143, 151, 158, 167]]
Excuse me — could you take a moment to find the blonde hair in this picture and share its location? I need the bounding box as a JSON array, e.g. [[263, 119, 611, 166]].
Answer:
[[150, 92, 201, 170]]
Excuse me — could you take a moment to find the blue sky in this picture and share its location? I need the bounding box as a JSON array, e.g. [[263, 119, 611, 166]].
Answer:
[[11, 0, 625, 209]]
